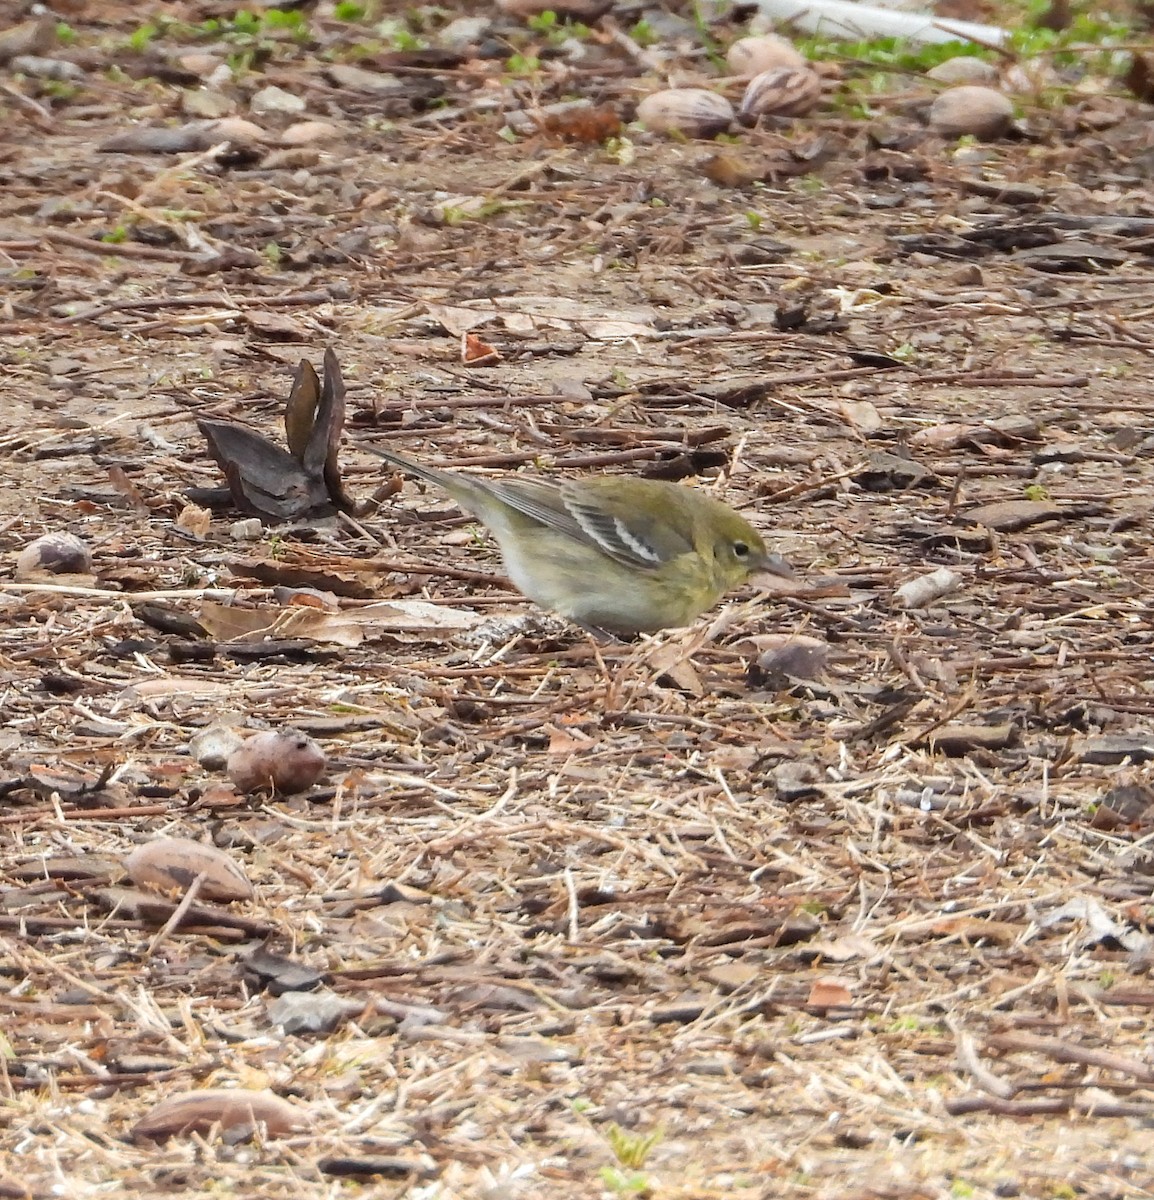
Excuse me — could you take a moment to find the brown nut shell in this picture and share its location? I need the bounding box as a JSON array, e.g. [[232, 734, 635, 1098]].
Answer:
[[738, 67, 822, 122], [124, 836, 254, 902], [926, 56, 998, 86], [16, 531, 92, 579], [227, 728, 326, 795], [636, 88, 734, 138], [132, 1088, 309, 1142], [726, 34, 807, 78], [928, 85, 1013, 139]]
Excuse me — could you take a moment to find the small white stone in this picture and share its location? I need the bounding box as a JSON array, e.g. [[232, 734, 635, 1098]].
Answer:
[[440, 15, 492, 47], [178, 53, 222, 76], [230, 518, 264, 541], [181, 89, 234, 119], [251, 85, 306, 115]]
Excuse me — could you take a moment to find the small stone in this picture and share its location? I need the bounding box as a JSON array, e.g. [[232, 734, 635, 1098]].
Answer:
[[771, 760, 822, 801], [230, 518, 264, 540], [181, 89, 235, 119], [268, 990, 361, 1035], [189, 725, 245, 771], [279, 120, 340, 146], [10, 55, 85, 81], [325, 63, 403, 93], [439, 15, 492, 48], [178, 52, 221, 76], [211, 117, 268, 143], [251, 85, 306, 115]]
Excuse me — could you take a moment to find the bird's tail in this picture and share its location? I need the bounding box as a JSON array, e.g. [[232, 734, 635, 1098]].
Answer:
[[362, 444, 458, 490], [362, 443, 493, 517]]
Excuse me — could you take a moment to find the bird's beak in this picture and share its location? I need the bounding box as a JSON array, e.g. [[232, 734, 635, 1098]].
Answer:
[[753, 552, 795, 581]]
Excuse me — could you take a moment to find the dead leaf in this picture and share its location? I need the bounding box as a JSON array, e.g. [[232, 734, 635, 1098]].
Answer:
[[927, 722, 1018, 755], [958, 499, 1066, 530], [125, 675, 233, 700], [894, 567, 962, 609], [198, 600, 365, 647], [176, 503, 212, 539], [808, 934, 880, 961], [246, 310, 307, 341], [536, 102, 621, 142], [546, 723, 596, 754], [422, 296, 657, 341], [0, 15, 55, 63], [197, 349, 354, 523], [225, 556, 378, 598], [284, 357, 321, 461], [746, 633, 830, 682], [244, 943, 326, 993], [807, 977, 854, 1007], [107, 464, 148, 513], [853, 450, 937, 491], [461, 331, 500, 366], [1125, 51, 1154, 103], [928, 917, 1021, 945], [198, 418, 328, 521], [1038, 897, 1146, 951], [424, 303, 497, 337], [353, 600, 486, 634]]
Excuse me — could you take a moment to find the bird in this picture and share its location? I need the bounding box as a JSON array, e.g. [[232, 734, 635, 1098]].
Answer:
[[365, 445, 792, 634]]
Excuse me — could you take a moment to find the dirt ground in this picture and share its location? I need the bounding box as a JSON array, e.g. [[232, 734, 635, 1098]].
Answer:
[[3, 2, 1154, 1198]]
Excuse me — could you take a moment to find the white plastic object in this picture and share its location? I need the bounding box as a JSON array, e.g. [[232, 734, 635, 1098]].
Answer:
[[755, 0, 1008, 47]]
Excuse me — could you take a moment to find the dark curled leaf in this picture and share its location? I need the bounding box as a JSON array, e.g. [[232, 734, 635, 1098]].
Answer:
[[316, 347, 355, 513], [198, 418, 328, 521], [196, 349, 355, 523], [284, 358, 321, 463]]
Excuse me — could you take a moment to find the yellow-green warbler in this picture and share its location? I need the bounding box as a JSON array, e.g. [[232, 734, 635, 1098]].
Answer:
[[367, 446, 793, 634]]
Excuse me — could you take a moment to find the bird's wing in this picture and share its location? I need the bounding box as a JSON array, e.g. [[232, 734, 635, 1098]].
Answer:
[[560, 486, 675, 570], [491, 478, 692, 571], [485, 478, 590, 542]]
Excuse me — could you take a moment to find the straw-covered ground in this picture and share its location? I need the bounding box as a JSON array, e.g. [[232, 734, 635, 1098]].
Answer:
[[2, 1, 1154, 1197]]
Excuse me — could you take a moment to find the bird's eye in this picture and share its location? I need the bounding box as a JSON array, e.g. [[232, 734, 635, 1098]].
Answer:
[[733, 541, 750, 558]]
